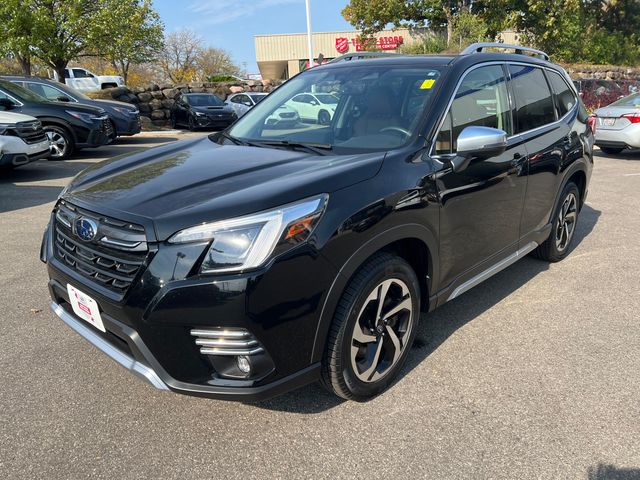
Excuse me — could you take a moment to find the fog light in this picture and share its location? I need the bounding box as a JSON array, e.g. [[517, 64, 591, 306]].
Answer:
[[236, 355, 251, 374]]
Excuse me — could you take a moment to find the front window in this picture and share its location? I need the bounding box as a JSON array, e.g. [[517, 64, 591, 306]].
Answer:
[[435, 65, 512, 155], [0, 79, 47, 103], [227, 65, 443, 154], [185, 94, 223, 107]]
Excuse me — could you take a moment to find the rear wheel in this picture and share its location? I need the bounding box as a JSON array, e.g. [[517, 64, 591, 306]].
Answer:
[[532, 182, 580, 262], [43, 125, 74, 160], [321, 252, 420, 401], [599, 146, 624, 155]]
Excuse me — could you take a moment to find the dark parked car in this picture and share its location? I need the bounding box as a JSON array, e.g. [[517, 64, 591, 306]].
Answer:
[[3, 76, 141, 138], [170, 93, 237, 130], [0, 79, 112, 159], [43, 43, 593, 402]]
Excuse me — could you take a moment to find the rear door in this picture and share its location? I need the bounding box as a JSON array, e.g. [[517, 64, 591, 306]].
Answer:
[[433, 64, 528, 290], [509, 64, 577, 238]]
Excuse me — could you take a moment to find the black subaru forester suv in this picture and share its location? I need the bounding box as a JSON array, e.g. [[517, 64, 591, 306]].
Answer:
[[42, 44, 593, 402]]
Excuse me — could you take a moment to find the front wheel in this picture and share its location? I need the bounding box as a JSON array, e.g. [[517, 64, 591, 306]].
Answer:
[[188, 115, 196, 131], [44, 125, 74, 160], [321, 252, 420, 401], [532, 182, 580, 262]]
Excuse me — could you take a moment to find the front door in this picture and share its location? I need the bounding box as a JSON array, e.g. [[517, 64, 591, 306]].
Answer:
[[431, 64, 528, 290]]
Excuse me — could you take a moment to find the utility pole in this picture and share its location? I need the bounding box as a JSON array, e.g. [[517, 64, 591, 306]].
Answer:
[[305, 0, 314, 69]]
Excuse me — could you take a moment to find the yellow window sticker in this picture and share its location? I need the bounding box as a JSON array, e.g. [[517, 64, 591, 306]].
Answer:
[[420, 79, 436, 89]]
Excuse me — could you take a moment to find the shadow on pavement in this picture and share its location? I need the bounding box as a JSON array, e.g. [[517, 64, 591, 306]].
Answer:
[[254, 205, 600, 414], [588, 463, 640, 480], [596, 148, 640, 161]]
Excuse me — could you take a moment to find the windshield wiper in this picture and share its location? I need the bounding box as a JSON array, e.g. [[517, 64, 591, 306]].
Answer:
[[255, 140, 333, 156], [212, 131, 265, 148]]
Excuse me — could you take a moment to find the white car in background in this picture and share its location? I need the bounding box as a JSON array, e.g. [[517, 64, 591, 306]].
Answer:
[[50, 67, 125, 93], [0, 111, 50, 170], [593, 92, 640, 154], [226, 92, 268, 117], [265, 105, 300, 128], [285, 92, 339, 124]]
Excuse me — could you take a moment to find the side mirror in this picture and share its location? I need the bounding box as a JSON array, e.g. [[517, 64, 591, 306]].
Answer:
[[0, 98, 15, 110], [57, 95, 71, 102], [450, 126, 508, 173], [310, 100, 318, 106], [243, 101, 252, 107]]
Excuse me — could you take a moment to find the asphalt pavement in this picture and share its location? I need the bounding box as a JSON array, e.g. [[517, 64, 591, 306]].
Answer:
[[1, 134, 639, 479]]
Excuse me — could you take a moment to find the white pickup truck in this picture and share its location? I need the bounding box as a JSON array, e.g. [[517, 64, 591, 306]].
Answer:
[[50, 67, 125, 93]]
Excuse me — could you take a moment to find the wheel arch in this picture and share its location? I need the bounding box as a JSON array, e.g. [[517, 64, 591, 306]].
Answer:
[[38, 117, 77, 144], [310, 224, 438, 363]]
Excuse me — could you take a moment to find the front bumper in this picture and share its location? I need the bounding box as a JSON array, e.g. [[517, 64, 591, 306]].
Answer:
[[49, 299, 320, 400], [113, 114, 141, 136], [76, 118, 113, 148], [194, 115, 235, 129], [43, 207, 336, 400], [595, 123, 640, 149], [0, 137, 50, 167]]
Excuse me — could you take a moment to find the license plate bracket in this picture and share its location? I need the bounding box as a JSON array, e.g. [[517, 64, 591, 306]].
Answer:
[[67, 284, 106, 332]]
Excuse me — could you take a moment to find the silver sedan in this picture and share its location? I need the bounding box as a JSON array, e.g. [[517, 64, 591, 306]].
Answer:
[[593, 92, 640, 154]]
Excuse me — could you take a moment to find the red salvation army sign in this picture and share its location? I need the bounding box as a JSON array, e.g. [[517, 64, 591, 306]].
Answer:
[[334, 36, 404, 53]]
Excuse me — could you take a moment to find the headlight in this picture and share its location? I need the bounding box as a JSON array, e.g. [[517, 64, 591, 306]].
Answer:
[[0, 123, 12, 135], [111, 106, 136, 116], [66, 110, 107, 124], [194, 111, 205, 117], [169, 194, 328, 273]]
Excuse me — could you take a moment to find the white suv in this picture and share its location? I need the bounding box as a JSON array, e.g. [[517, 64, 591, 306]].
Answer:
[[0, 111, 50, 170]]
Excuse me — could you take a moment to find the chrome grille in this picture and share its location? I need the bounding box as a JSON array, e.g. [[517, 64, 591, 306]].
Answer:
[[53, 200, 148, 296], [190, 328, 264, 356], [15, 120, 47, 144]]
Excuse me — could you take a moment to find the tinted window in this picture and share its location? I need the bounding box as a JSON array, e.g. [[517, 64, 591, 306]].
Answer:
[[26, 82, 69, 101], [436, 65, 512, 154], [547, 71, 576, 117], [230, 95, 244, 104], [509, 65, 556, 132], [72, 69, 91, 78], [610, 92, 640, 107], [315, 94, 338, 105], [249, 94, 265, 104]]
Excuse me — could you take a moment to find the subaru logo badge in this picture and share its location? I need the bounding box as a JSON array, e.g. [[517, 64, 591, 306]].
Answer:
[[75, 217, 98, 242]]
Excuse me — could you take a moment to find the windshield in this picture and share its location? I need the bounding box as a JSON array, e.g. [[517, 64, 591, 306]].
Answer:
[[186, 94, 223, 107], [0, 79, 48, 103], [228, 64, 442, 154], [610, 92, 640, 107]]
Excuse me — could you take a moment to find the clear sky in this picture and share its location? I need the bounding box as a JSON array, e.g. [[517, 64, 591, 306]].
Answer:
[[153, 0, 355, 75]]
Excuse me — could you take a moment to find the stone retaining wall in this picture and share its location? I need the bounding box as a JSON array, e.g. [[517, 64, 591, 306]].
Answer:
[[93, 80, 281, 128]]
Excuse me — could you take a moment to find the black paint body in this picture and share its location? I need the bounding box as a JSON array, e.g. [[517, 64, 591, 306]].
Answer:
[[43, 53, 593, 400]]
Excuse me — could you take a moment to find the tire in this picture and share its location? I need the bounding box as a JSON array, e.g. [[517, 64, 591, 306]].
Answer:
[[318, 110, 331, 125], [43, 125, 74, 160], [170, 114, 177, 129], [532, 182, 580, 262], [599, 146, 624, 155], [321, 252, 421, 401], [188, 115, 196, 131]]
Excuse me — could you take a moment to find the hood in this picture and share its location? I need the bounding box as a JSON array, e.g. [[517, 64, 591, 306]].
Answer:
[[44, 100, 106, 115], [93, 99, 138, 112], [0, 111, 39, 123], [63, 137, 385, 240]]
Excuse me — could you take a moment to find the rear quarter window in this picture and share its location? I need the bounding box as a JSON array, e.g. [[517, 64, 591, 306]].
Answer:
[[508, 65, 556, 133], [547, 71, 577, 117]]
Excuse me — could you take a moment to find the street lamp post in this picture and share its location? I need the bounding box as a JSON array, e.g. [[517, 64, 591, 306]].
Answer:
[[305, 0, 314, 68]]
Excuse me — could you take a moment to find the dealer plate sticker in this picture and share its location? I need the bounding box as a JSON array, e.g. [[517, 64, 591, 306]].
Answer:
[[67, 284, 106, 332]]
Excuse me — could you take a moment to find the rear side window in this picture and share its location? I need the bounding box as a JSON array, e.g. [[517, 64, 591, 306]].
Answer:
[[435, 65, 512, 154], [547, 71, 577, 117], [508, 65, 556, 133]]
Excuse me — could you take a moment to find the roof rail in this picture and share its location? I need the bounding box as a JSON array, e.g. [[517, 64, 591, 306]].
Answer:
[[328, 52, 398, 64], [461, 42, 550, 61]]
